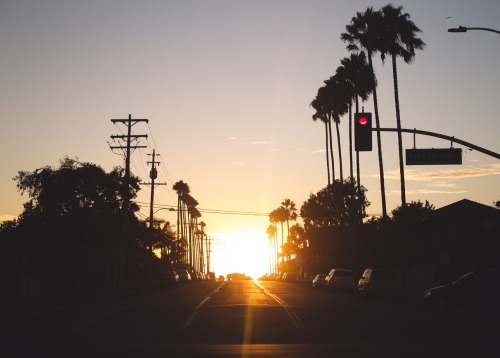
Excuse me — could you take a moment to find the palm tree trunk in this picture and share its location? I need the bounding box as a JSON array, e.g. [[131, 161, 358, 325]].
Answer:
[[368, 51, 387, 219], [328, 115, 336, 181], [324, 121, 331, 186], [348, 102, 354, 182], [392, 54, 406, 208], [335, 120, 343, 182]]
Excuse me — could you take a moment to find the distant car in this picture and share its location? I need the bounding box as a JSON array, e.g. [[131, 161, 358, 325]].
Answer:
[[312, 274, 327, 288], [161, 271, 179, 285], [282, 272, 298, 282], [325, 269, 355, 291], [177, 270, 192, 283], [424, 269, 500, 311], [358, 268, 402, 299]]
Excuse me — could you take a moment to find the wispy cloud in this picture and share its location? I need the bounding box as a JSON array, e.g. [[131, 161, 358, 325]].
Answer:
[[385, 164, 500, 181], [310, 149, 326, 154], [429, 181, 461, 189], [408, 188, 467, 195], [242, 137, 269, 145]]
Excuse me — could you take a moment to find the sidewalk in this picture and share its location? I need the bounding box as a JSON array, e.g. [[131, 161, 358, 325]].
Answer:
[[0, 281, 157, 320]]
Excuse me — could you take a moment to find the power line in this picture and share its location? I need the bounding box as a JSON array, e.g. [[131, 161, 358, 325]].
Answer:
[[135, 201, 271, 217]]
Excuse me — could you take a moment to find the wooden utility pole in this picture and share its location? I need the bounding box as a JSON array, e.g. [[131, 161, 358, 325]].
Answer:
[[110, 114, 148, 286], [141, 150, 166, 268]]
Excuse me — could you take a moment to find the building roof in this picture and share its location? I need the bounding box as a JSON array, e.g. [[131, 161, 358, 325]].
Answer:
[[431, 199, 500, 221]]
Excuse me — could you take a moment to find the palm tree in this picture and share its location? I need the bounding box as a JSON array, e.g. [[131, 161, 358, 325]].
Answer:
[[324, 75, 351, 183], [280, 198, 298, 238], [172, 180, 190, 243], [335, 52, 373, 185], [380, 4, 426, 209], [276, 206, 288, 254], [183, 193, 199, 269], [341, 7, 388, 219], [310, 89, 334, 186], [268, 209, 280, 272], [266, 224, 277, 273]]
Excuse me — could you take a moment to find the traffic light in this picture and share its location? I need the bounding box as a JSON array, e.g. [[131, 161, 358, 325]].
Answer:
[[354, 112, 372, 151]]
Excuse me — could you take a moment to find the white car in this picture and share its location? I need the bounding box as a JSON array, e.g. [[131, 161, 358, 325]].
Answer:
[[325, 269, 355, 291]]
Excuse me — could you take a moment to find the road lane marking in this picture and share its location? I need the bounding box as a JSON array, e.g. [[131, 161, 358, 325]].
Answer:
[[253, 281, 303, 329], [73, 303, 137, 331], [182, 282, 225, 330]]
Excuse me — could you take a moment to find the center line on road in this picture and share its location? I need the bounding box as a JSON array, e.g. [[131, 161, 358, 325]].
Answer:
[[182, 282, 225, 330], [253, 281, 303, 329]]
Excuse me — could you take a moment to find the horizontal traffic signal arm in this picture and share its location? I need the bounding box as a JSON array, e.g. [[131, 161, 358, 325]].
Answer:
[[376, 128, 499, 160]]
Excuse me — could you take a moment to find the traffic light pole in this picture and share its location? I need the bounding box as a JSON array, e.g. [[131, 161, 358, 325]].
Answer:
[[377, 128, 499, 160]]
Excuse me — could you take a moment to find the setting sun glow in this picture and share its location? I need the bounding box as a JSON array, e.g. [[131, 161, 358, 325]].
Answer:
[[209, 231, 270, 279]]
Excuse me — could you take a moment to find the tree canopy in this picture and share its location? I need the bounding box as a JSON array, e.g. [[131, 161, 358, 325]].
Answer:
[[300, 179, 369, 231]]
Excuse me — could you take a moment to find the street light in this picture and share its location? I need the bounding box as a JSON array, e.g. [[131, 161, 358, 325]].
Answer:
[[153, 207, 176, 215], [448, 25, 500, 35]]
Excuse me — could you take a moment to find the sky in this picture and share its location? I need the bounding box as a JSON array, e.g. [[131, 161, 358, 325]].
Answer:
[[1, 0, 499, 276]]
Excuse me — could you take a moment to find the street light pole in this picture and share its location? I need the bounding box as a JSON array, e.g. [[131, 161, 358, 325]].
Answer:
[[448, 26, 500, 35]]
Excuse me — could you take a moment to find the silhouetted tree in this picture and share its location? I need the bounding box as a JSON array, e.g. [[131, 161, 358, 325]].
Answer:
[[300, 178, 369, 231], [390, 200, 435, 227], [4, 157, 143, 291], [380, 4, 426, 209], [342, 7, 388, 219]]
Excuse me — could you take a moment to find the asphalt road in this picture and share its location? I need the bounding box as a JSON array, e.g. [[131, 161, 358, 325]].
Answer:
[[1, 280, 499, 357]]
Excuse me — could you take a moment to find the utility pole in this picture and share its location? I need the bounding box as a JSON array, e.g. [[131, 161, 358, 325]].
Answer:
[[141, 149, 166, 273], [110, 114, 148, 287], [206, 236, 213, 274]]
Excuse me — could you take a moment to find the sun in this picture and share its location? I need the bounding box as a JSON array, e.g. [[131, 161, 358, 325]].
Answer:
[[209, 231, 270, 279]]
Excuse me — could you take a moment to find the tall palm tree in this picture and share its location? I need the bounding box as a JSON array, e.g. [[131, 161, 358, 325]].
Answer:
[[310, 89, 334, 186], [268, 209, 280, 272], [266, 224, 277, 273], [172, 180, 190, 243], [280, 198, 298, 238], [276, 206, 288, 254], [341, 7, 388, 219], [183, 193, 199, 269], [380, 4, 426, 209], [335, 52, 373, 185], [324, 75, 351, 183]]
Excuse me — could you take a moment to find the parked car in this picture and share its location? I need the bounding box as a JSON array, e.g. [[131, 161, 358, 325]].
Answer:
[[312, 274, 327, 288], [177, 269, 192, 283], [325, 269, 355, 291], [358, 268, 402, 299], [161, 271, 179, 285], [424, 269, 500, 311], [282, 272, 298, 282]]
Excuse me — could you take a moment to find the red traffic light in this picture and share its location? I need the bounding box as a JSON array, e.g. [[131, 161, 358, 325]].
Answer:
[[354, 112, 372, 151], [358, 116, 369, 126]]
